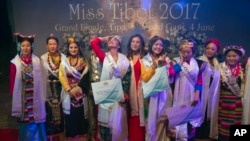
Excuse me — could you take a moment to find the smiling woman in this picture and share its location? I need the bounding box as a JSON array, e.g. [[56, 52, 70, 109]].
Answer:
[[59, 37, 89, 141], [218, 45, 247, 141]]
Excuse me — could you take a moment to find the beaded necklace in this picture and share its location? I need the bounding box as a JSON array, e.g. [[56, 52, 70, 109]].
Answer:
[[69, 56, 79, 67], [226, 62, 241, 77], [20, 55, 33, 74], [48, 52, 61, 71], [20, 55, 32, 65]]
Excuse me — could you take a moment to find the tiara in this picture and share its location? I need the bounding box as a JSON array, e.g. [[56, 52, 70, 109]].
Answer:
[[223, 45, 245, 56], [68, 37, 74, 43]]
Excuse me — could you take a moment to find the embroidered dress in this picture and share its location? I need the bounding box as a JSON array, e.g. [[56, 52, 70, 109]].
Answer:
[[171, 57, 203, 141], [218, 62, 244, 140], [98, 52, 130, 141], [141, 53, 171, 141], [83, 50, 102, 141], [59, 56, 89, 138], [10, 54, 46, 141], [41, 52, 65, 140], [196, 55, 220, 139], [122, 58, 145, 141], [90, 37, 130, 141]]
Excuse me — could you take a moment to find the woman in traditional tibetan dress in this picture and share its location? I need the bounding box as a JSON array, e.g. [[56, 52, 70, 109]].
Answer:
[[10, 33, 46, 141], [41, 34, 66, 141], [195, 38, 221, 140], [140, 36, 172, 141], [90, 36, 130, 141], [59, 38, 89, 141], [123, 34, 147, 141], [170, 39, 205, 141], [218, 45, 247, 141]]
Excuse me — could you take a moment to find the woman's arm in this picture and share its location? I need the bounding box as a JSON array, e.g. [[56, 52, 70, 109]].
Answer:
[[58, 63, 71, 92], [90, 37, 105, 64], [140, 62, 156, 82], [191, 70, 202, 106]]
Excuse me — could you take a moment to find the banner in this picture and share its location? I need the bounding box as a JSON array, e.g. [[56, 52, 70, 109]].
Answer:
[[11, 0, 250, 57]]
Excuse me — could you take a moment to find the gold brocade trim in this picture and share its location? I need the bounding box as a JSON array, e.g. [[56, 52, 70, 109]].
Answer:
[[48, 77, 62, 124], [21, 62, 34, 120], [48, 52, 61, 72], [47, 98, 61, 124]]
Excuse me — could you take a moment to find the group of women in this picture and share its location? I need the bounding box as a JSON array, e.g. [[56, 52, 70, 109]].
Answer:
[[9, 32, 250, 141]]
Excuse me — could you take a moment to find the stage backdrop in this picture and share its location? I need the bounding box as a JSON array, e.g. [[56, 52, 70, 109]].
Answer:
[[10, 0, 250, 57]]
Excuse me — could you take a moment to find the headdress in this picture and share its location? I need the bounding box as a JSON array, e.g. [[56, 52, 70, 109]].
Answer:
[[179, 39, 194, 50], [110, 35, 122, 44], [46, 33, 59, 44], [13, 33, 36, 52], [205, 38, 221, 50], [223, 45, 245, 56], [68, 37, 75, 44]]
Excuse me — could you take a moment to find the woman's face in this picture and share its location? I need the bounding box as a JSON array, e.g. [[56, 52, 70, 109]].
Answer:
[[226, 50, 241, 66], [20, 40, 32, 56], [69, 43, 79, 57], [152, 39, 163, 55], [107, 38, 120, 50], [205, 42, 217, 58], [130, 37, 141, 52], [179, 46, 193, 61], [47, 39, 58, 54]]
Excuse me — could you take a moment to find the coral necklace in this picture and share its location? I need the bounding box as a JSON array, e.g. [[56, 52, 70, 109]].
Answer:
[[227, 63, 241, 77], [20, 55, 32, 65], [48, 53, 61, 71]]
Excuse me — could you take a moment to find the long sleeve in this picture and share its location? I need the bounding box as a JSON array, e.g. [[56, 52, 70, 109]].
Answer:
[[195, 71, 202, 91], [140, 62, 156, 82], [59, 63, 71, 91], [90, 38, 105, 64], [9, 63, 16, 95]]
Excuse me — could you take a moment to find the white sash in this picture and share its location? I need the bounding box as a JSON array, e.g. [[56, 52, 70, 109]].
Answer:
[[60, 57, 88, 116], [198, 55, 220, 139], [172, 57, 200, 140], [242, 58, 250, 124], [98, 52, 129, 141], [173, 57, 199, 106], [220, 62, 244, 97], [141, 53, 170, 141], [129, 60, 145, 126]]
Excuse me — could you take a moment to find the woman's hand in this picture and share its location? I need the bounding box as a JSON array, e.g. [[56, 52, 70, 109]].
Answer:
[[190, 91, 200, 106], [99, 36, 111, 42], [69, 86, 85, 100]]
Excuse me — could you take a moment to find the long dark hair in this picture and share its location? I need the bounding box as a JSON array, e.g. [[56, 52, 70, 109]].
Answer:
[[46, 36, 59, 45], [126, 34, 147, 59], [65, 41, 83, 57], [18, 39, 34, 55], [148, 36, 165, 56]]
